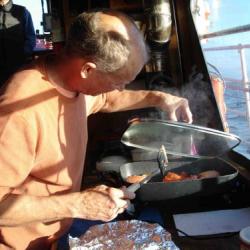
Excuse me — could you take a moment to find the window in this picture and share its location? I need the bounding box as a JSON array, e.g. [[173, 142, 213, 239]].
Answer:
[[13, 0, 52, 50], [191, 0, 250, 158], [14, 0, 48, 34]]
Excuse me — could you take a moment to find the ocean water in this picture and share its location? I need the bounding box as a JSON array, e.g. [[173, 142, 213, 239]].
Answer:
[[225, 86, 250, 158], [193, 0, 250, 158], [204, 49, 250, 159]]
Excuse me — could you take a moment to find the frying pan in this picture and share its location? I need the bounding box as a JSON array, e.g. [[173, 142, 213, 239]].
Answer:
[[120, 119, 241, 200], [120, 158, 238, 201]]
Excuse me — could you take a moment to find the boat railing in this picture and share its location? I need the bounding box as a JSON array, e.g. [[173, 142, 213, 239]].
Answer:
[[200, 25, 250, 126]]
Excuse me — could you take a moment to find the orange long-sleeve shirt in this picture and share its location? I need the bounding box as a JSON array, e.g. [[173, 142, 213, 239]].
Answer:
[[0, 59, 106, 250]]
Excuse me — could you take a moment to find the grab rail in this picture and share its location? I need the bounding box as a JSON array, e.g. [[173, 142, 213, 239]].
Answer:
[[200, 24, 250, 40], [203, 42, 250, 126]]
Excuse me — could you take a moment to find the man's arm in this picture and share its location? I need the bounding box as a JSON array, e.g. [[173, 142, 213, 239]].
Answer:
[[0, 185, 134, 226], [0, 113, 134, 226], [101, 89, 193, 123]]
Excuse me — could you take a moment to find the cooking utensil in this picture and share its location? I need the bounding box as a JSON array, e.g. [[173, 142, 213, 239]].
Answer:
[[121, 119, 240, 202], [121, 157, 238, 201], [121, 118, 241, 159], [126, 168, 160, 193], [157, 145, 169, 176], [127, 145, 168, 192], [125, 167, 160, 215], [126, 145, 168, 214]]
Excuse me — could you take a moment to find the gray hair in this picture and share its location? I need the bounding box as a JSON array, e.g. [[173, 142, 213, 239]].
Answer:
[[65, 10, 145, 73]]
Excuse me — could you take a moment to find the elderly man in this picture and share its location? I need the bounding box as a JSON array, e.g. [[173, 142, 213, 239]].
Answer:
[[0, 10, 192, 250]]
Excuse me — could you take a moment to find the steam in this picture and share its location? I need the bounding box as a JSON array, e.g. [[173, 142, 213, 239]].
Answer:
[[181, 65, 216, 127], [145, 65, 216, 126]]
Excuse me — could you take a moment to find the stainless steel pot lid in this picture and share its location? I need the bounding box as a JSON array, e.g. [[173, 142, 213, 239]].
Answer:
[[121, 119, 241, 158]]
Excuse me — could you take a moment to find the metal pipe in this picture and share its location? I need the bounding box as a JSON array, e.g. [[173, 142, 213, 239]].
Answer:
[[224, 78, 246, 84], [47, 0, 52, 14], [239, 46, 250, 127], [41, 0, 45, 15], [225, 84, 250, 92], [204, 44, 250, 52], [200, 24, 250, 40]]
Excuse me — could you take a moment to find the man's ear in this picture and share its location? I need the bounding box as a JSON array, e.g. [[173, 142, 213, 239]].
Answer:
[[80, 62, 97, 79]]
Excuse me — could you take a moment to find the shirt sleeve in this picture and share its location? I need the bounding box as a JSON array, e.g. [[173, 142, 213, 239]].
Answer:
[[0, 113, 37, 201], [85, 93, 107, 116], [23, 8, 36, 55]]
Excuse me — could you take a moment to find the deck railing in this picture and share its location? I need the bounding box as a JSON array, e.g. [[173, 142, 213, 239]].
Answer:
[[200, 25, 250, 126]]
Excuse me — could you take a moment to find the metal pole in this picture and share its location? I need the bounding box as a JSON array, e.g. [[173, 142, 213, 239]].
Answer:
[[47, 0, 52, 14], [41, 0, 44, 15], [239, 44, 250, 127], [200, 24, 250, 40]]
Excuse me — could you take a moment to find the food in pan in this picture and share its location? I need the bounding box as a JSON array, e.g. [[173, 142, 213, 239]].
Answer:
[[68, 220, 179, 250], [126, 174, 148, 184], [163, 170, 219, 182], [198, 170, 220, 178], [125, 170, 220, 184], [163, 171, 198, 182]]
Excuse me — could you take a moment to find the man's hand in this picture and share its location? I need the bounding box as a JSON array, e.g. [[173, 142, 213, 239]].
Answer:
[[101, 89, 193, 123], [159, 93, 193, 124], [70, 185, 135, 222], [0, 186, 134, 226]]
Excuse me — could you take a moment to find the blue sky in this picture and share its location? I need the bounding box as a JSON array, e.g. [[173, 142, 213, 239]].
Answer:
[[205, 0, 250, 46], [193, 0, 250, 78], [207, 0, 250, 31]]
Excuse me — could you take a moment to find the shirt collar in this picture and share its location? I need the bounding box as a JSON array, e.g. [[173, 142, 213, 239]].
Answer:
[[51, 82, 78, 98], [42, 56, 78, 99]]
